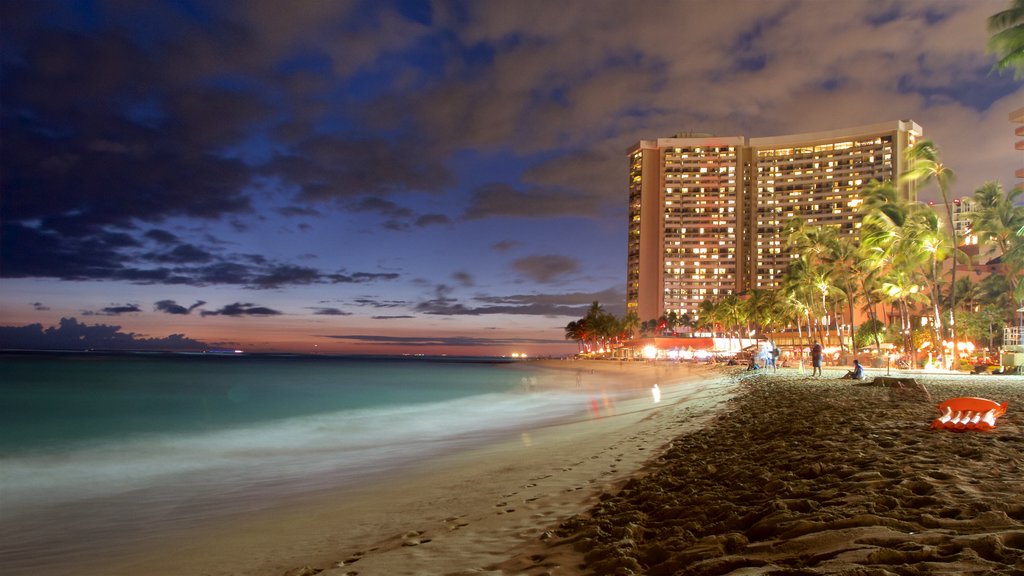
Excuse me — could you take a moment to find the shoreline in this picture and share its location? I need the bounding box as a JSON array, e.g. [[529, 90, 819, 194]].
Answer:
[[54, 359, 738, 576]]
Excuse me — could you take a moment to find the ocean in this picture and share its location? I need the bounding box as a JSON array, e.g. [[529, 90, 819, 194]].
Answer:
[[0, 352, 630, 573]]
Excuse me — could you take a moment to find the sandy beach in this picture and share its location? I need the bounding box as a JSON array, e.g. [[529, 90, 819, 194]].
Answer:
[[500, 365, 1024, 576]]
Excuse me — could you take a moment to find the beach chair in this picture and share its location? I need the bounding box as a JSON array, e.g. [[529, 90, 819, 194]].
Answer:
[[931, 397, 1008, 431]]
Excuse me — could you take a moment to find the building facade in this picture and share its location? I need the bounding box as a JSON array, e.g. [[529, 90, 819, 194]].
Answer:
[[627, 121, 922, 323]]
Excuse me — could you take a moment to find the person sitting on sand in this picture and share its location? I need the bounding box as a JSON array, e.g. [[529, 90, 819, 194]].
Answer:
[[841, 359, 864, 380]]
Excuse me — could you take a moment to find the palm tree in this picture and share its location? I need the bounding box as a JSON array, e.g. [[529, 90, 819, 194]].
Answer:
[[988, 0, 1024, 79], [564, 320, 586, 353], [905, 206, 952, 350], [971, 182, 1024, 299], [903, 140, 959, 365], [857, 180, 908, 353], [621, 310, 641, 341]]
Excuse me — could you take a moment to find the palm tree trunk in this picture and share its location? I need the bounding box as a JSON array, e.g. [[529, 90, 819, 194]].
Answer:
[[945, 204, 958, 369], [931, 255, 942, 349]]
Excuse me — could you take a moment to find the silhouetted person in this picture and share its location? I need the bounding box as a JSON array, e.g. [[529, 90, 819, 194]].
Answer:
[[811, 342, 823, 376]]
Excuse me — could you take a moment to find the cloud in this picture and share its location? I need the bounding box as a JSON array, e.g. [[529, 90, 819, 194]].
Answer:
[[309, 307, 351, 316], [327, 271, 401, 283], [491, 240, 520, 252], [84, 304, 142, 316], [512, 254, 580, 283], [452, 271, 474, 286], [276, 205, 322, 218], [268, 135, 453, 202], [32, 302, 50, 311], [415, 213, 451, 227], [155, 299, 207, 315], [463, 183, 603, 220], [200, 303, 283, 317], [0, 317, 207, 351], [353, 297, 408, 308]]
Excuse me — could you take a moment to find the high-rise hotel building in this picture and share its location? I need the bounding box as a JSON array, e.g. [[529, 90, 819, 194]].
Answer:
[[627, 120, 922, 323]]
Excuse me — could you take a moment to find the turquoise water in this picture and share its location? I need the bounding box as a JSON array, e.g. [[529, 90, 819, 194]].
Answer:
[[0, 352, 617, 573]]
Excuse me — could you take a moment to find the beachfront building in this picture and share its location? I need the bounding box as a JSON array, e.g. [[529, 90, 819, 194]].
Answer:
[[627, 121, 922, 324]]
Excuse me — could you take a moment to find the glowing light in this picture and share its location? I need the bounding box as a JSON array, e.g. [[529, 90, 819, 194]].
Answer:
[[643, 345, 658, 359], [652, 383, 662, 403]]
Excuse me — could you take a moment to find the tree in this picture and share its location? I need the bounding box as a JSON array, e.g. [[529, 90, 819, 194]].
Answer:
[[970, 182, 1024, 301], [621, 310, 641, 341], [905, 206, 952, 350], [903, 140, 959, 363], [988, 0, 1024, 79], [564, 320, 587, 353]]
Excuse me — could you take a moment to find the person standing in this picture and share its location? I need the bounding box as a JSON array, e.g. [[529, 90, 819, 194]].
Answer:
[[811, 342, 823, 376]]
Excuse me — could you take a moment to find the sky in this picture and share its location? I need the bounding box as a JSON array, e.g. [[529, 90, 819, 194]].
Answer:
[[1, 0, 1022, 356]]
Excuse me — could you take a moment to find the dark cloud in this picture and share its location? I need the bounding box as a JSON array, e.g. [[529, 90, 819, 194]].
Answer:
[[415, 214, 451, 227], [0, 317, 206, 351], [144, 229, 180, 245], [1, 217, 399, 288], [452, 271, 474, 286], [84, 304, 142, 316], [268, 135, 453, 202], [200, 303, 283, 317], [32, 302, 50, 311], [348, 198, 452, 231], [155, 300, 207, 315], [353, 297, 408, 308], [462, 183, 601, 220], [512, 254, 580, 283], [349, 197, 414, 218], [276, 206, 322, 217], [249, 265, 324, 288], [145, 244, 216, 264], [310, 307, 351, 316], [491, 240, 520, 252], [327, 271, 401, 283], [371, 315, 416, 320]]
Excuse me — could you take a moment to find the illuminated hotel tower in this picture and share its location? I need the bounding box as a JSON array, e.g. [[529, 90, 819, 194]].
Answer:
[[627, 121, 922, 323]]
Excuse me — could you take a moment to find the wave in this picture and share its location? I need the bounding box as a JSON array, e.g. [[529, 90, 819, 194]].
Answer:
[[0, 387, 594, 519]]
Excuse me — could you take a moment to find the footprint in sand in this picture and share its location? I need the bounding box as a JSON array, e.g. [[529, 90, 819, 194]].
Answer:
[[443, 516, 470, 531], [401, 530, 430, 546], [338, 551, 364, 566]]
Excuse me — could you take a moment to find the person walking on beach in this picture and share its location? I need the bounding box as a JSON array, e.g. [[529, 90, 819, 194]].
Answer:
[[841, 359, 864, 380], [811, 342, 823, 376]]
